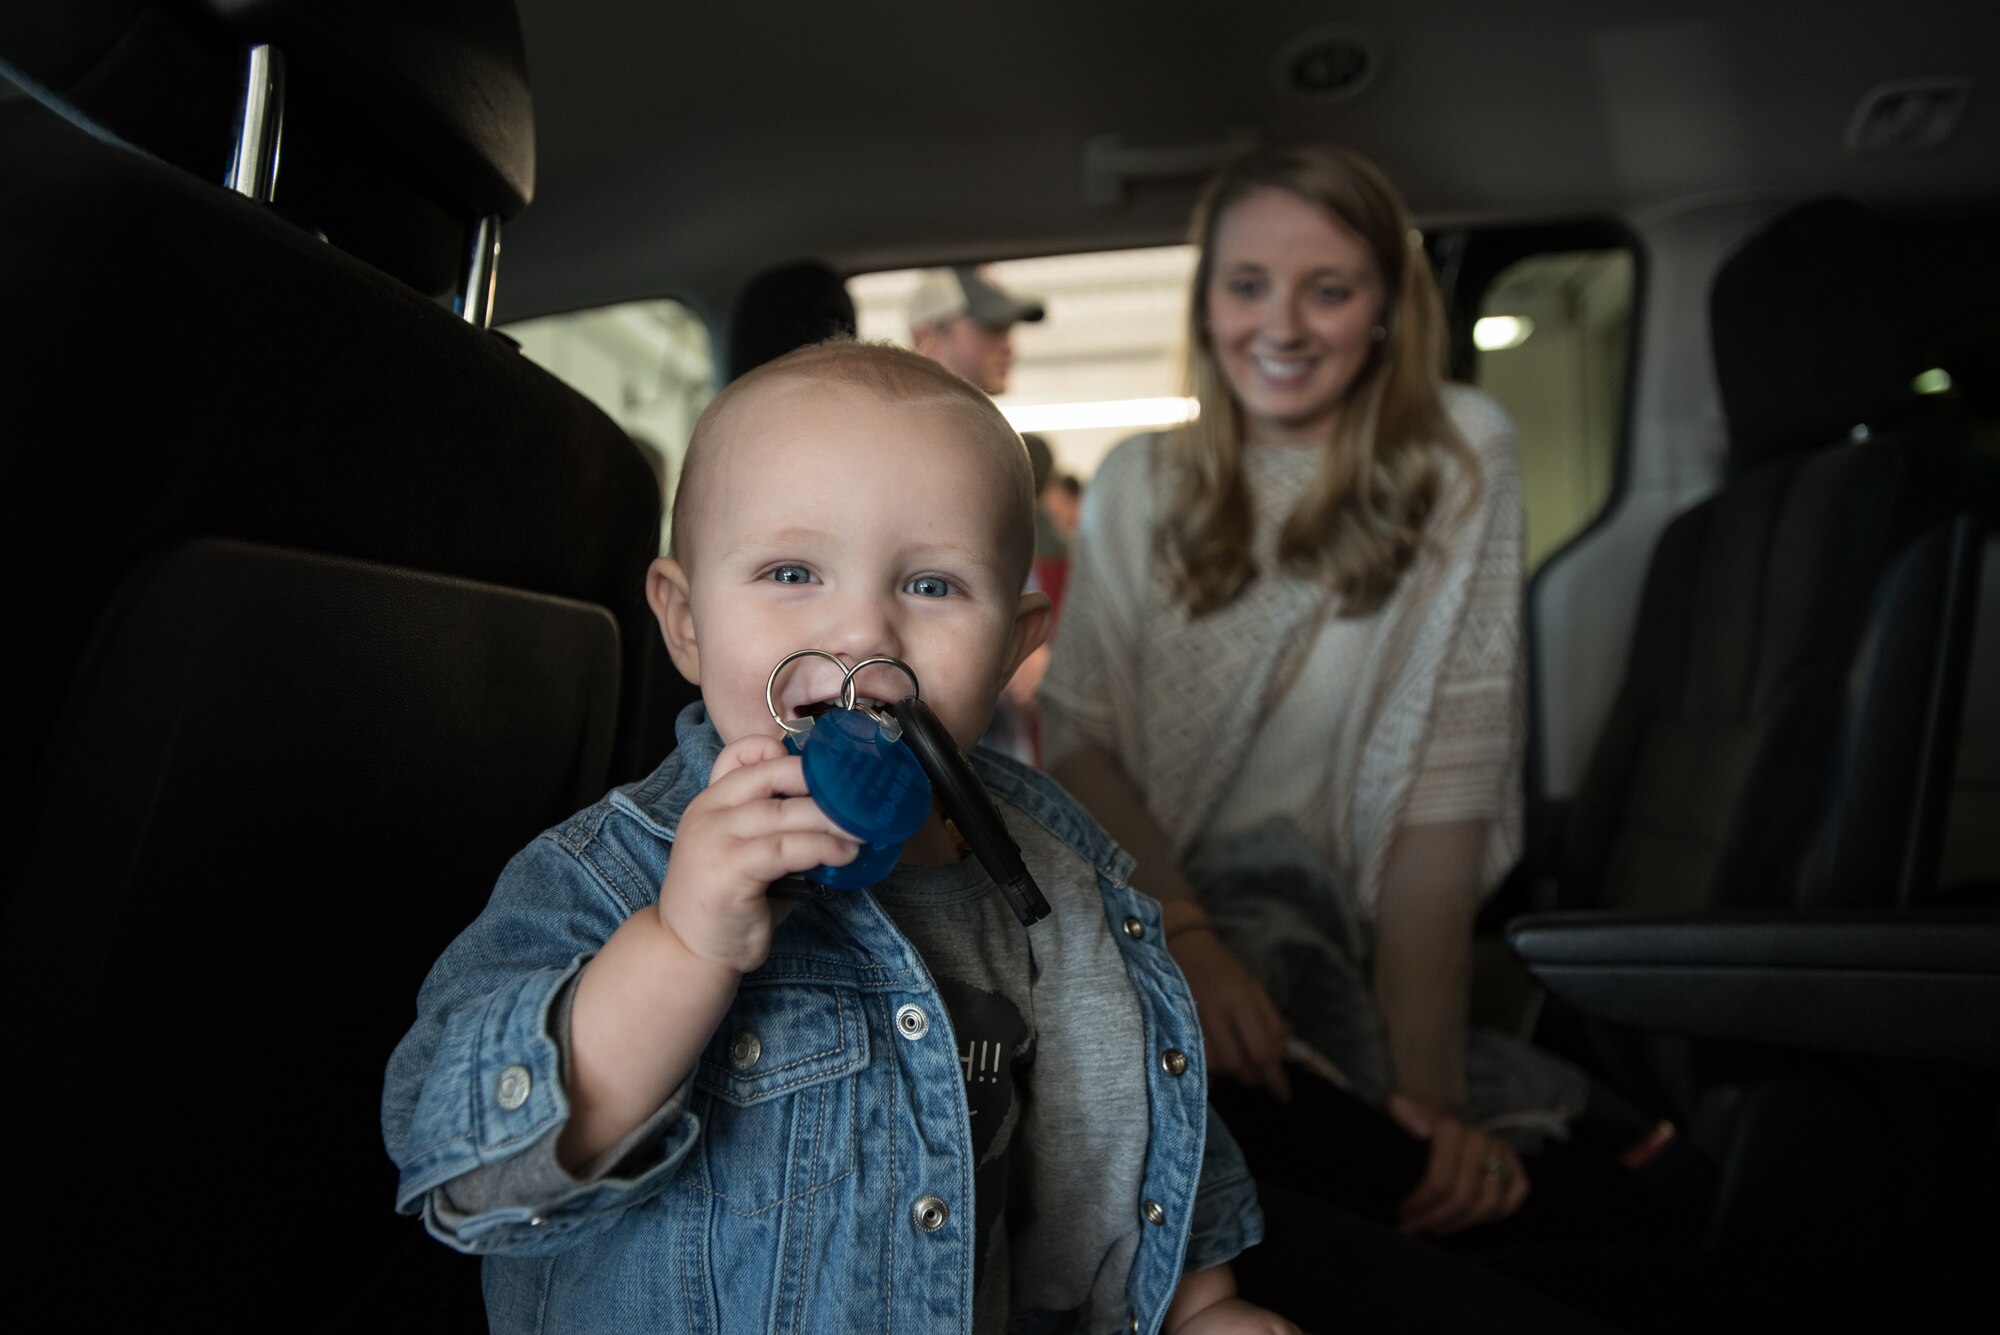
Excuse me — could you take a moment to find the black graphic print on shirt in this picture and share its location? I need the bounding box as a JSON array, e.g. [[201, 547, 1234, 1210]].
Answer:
[[934, 975, 1034, 1291]]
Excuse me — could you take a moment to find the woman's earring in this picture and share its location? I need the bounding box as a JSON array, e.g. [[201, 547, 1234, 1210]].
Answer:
[[1371, 325, 1388, 342]]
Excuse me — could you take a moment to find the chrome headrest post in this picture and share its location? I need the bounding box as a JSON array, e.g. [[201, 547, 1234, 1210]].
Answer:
[[458, 214, 502, 329], [226, 44, 285, 203]]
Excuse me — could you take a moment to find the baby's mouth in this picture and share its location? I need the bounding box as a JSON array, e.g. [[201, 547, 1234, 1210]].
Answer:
[[770, 650, 917, 728], [793, 695, 895, 722]]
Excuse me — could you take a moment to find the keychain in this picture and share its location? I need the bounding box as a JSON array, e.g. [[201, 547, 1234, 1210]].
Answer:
[[766, 650, 1051, 925], [767, 650, 931, 889]]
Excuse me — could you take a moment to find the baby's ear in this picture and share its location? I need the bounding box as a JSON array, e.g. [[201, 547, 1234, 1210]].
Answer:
[[647, 557, 703, 684], [1004, 588, 1054, 676]]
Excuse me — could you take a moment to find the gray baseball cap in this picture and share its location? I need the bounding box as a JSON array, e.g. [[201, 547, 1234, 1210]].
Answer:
[[907, 265, 1045, 328]]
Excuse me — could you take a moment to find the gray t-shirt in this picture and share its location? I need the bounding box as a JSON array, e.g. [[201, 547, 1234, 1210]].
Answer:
[[875, 805, 1150, 1335]]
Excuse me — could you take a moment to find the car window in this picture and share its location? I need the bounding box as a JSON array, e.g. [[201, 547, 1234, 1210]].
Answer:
[[1470, 246, 1637, 574], [849, 247, 1198, 484], [853, 234, 1638, 584], [502, 300, 715, 552]]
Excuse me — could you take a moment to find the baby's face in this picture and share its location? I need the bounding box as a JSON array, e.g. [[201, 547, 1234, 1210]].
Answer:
[[659, 382, 1040, 753]]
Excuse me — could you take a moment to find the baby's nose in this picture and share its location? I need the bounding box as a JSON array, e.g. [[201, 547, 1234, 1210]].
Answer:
[[825, 607, 906, 697]]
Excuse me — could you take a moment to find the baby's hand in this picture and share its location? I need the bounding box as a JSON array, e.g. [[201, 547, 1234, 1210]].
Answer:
[[657, 734, 860, 974], [1170, 1299, 1304, 1335], [1166, 1266, 1305, 1335]]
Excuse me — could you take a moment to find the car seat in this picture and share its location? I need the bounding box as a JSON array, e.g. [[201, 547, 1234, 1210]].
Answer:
[[1507, 200, 1994, 1258], [1, 3, 660, 1328]]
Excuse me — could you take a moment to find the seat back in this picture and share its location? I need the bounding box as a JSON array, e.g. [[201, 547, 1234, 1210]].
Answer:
[[1556, 202, 1983, 1118], [1563, 444, 1975, 918], [1564, 200, 1974, 920], [1, 5, 657, 1326]]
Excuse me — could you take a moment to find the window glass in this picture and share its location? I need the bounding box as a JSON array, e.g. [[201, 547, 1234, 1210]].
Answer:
[[502, 300, 715, 553], [848, 247, 1197, 485], [1472, 249, 1635, 572], [852, 238, 1636, 580]]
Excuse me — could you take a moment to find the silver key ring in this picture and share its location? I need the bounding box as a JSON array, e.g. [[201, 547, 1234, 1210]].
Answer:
[[840, 656, 920, 712], [765, 648, 847, 736]]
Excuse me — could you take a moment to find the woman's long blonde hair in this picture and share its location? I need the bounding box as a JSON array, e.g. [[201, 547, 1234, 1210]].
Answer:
[[1167, 145, 1475, 617]]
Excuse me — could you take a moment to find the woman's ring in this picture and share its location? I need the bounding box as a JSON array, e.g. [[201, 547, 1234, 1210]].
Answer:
[[1484, 1155, 1509, 1182]]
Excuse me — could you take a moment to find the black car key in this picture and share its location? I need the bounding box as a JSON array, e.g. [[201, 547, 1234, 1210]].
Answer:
[[889, 694, 1051, 927]]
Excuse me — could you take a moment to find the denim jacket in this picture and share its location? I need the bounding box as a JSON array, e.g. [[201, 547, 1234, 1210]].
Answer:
[[383, 705, 1262, 1334]]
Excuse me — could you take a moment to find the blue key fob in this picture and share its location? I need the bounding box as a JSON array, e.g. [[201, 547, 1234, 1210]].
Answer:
[[786, 706, 932, 889]]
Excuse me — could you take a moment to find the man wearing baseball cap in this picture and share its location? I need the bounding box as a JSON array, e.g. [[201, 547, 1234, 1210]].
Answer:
[[907, 265, 1044, 395]]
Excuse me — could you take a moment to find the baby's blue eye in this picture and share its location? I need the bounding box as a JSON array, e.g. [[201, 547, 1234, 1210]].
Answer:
[[906, 575, 952, 598], [768, 564, 814, 585]]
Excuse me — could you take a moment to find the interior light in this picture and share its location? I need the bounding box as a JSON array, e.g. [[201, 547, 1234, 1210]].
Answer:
[[1473, 316, 1534, 351], [999, 396, 1200, 433], [1912, 367, 1954, 395]]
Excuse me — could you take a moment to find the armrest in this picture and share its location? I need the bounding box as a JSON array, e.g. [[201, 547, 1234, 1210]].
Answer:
[[1507, 909, 2000, 1068]]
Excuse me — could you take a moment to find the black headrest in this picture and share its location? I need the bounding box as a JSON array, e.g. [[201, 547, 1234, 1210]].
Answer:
[[726, 260, 859, 382], [0, 0, 532, 296], [1710, 199, 1912, 472]]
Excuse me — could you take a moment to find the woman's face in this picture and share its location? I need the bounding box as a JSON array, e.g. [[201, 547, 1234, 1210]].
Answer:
[[1203, 186, 1388, 446]]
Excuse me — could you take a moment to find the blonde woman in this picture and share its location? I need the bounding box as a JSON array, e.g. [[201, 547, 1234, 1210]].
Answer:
[[1042, 146, 1642, 1240]]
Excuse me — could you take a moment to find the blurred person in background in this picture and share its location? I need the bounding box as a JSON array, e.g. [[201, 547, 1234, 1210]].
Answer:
[[908, 264, 1043, 395]]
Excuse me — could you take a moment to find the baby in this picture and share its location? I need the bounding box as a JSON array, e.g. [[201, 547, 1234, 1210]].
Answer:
[[383, 341, 1296, 1334]]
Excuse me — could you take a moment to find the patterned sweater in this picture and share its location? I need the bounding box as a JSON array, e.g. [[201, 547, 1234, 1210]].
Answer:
[[1038, 384, 1526, 919]]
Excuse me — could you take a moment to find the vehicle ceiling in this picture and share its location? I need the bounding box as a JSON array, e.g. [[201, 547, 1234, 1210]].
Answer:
[[503, 0, 2000, 322], [6, 2, 1993, 320]]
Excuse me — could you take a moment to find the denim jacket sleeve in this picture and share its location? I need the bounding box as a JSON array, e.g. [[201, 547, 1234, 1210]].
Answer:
[[1183, 1108, 1264, 1276], [381, 818, 697, 1257]]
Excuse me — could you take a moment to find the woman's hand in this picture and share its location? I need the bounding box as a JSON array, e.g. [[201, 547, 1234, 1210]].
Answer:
[[1170, 923, 1291, 1101], [1387, 1092, 1530, 1235]]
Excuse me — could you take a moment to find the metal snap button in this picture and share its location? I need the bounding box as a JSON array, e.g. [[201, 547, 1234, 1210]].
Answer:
[[895, 1004, 929, 1040], [1142, 1199, 1166, 1227], [527, 1215, 545, 1228], [1121, 915, 1145, 940], [1160, 1049, 1188, 1077], [728, 1031, 762, 1071], [1127, 1314, 1140, 1333], [911, 1195, 949, 1232], [494, 1064, 531, 1110]]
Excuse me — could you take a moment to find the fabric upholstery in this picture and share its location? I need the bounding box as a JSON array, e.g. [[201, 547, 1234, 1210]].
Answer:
[[1, 79, 658, 1329], [2, 101, 663, 860], [1709, 199, 1911, 473], [1562, 441, 1958, 916], [2, 542, 617, 1327]]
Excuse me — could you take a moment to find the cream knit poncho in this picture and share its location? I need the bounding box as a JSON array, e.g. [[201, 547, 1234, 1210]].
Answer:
[[1039, 384, 1526, 921]]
